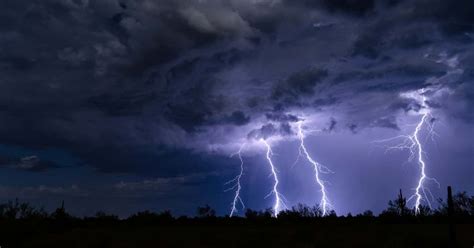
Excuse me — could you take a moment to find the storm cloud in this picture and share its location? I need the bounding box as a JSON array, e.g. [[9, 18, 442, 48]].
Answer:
[[0, 0, 472, 178]]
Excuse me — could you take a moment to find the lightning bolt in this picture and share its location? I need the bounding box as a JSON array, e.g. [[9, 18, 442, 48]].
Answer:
[[410, 101, 439, 213], [296, 122, 332, 216], [374, 93, 439, 213], [262, 139, 286, 217], [226, 144, 245, 217]]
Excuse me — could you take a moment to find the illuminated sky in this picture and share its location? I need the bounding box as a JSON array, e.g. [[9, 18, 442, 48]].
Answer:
[[0, 0, 472, 217]]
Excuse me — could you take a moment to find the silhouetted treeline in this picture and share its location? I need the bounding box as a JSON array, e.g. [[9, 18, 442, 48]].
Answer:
[[0, 190, 472, 224], [0, 189, 472, 248]]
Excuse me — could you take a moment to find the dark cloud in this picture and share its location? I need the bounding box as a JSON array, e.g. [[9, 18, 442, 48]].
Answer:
[[88, 91, 156, 116], [313, 96, 339, 109], [0, 184, 86, 198], [279, 123, 294, 136], [247, 122, 296, 140], [286, 0, 375, 17], [0, 0, 471, 176], [321, 0, 375, 16], [272, 68, 329, 103], [225, 111, 251, 126], [113, 172, 217, 192], [76, 146, 224, 176], [265, 113, 301, 123], [347, 123, 358, 134], [388, 98, 422, 113], [248, 123, 277, 140], [412, 0, 474, 37], [0, 155, 59, 172], [324, 118, 337, 132]]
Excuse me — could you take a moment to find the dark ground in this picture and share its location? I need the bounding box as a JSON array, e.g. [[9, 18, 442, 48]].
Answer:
[[1, 190, 473, 248], [1, 220, 473, 248]]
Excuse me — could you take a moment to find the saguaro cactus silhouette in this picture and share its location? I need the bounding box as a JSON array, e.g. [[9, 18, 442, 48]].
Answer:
[[386, 189, 408, 216], [447, 186, 456, 248]]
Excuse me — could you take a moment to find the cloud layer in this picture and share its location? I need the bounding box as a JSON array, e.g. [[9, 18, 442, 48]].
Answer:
[[0, 0, 472, 175]]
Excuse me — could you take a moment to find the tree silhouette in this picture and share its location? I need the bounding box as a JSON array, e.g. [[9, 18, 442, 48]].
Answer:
[[1, 198, 21, 219], [0, 190, 472, 248], [0, 198, 47, 220], [50, 200, 72, 220], [127, 210, 173, 224], [437, 191, 474, 216], [382, 189, 411, 216], [197, 204, 216, 218], [244, 208, 272, 220], [95, 211, 119, 221], [279, 204, 323, 219], [357, 210, 374, 217]]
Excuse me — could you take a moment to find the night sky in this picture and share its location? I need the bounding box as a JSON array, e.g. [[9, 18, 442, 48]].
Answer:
[[0, 0, 472, 217]]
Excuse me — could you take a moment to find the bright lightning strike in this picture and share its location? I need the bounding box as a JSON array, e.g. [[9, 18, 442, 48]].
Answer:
[[296, 122, 332, 216], [409, 99, 440, 213], [262, 139, 286, 217], [374, 91, 439, 214], [225, 144, 245, 217]]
